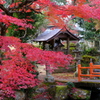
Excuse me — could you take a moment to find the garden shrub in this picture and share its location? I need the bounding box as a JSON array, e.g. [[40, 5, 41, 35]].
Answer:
[[69, 42, 76, 55], [83, 47, 99, 56], [82, 55, 97, 64], [81, 55, 97, 74]]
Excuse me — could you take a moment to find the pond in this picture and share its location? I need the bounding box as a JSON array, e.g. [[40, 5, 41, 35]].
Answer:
[[89, 91, 100, 100]]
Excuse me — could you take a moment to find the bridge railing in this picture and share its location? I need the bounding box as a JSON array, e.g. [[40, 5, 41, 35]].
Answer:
[[78, 60, 100, 81]]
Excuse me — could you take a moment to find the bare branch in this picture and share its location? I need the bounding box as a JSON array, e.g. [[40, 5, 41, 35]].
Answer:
[[19, 29, 27, 39], [27, 7, 42, 14], [0, 0, 38, 15], [8, 0, 37, 10], [0, 4, 11, 15]]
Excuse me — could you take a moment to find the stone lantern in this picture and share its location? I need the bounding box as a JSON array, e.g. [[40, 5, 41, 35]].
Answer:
[[73, 43, 82, 61], [44, 65, 55, 83], [73, 43, 82, 76]]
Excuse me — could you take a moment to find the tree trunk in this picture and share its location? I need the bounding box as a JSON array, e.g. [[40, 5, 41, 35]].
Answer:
[[0, 23, 7, 36], [72, 0, 77, 5]]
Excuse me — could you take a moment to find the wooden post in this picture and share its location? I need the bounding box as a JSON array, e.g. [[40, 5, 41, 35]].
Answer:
[[78, 60, 82, 81], [43, 42, 46, 50], [67, 37, 70, 54], [90, 59, 93, 78], [51, 39, 54, 50]]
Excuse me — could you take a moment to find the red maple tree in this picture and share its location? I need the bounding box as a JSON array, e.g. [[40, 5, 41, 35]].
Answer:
[[0, 0, 100, 99], [0, 0, 100, 36], [0, 36, 73, 99]]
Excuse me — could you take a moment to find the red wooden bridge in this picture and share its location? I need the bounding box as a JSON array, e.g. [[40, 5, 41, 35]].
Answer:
[[74, 60, 100, 92], [54, 61, 100, 100], [74, 61, 100, 100], [78, 61, 100, 82]]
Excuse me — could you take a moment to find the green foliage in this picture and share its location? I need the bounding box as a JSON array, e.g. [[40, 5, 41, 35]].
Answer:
[[24, 87, 37, 99], [73, 17, 84, 27], [6, 12, 45, 42], [47, 85, 69, 100], [69, 42, 76, 55], [79, 19, 100, 41], [82, 55, 97, 65], [81, 54, 97, 74], [67, 82, 75, 88], [73, 17, 100, 42], [83, 47, 99, 56], [62, 42, 76, 55], [43, 82, 56, 87], [33, 42, 43, 49]]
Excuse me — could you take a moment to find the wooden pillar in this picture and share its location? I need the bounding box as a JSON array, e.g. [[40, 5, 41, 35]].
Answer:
[[43, 42, 46, 50], [52, 39, 54, 50], [50, 39, 54, 50], [90, 60, 93, 79], [67, 37, 70, 54], [78, 60, 82, 82]]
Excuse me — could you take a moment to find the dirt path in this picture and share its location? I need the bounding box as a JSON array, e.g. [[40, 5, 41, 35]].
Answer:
[[37, 64, 78, 82]]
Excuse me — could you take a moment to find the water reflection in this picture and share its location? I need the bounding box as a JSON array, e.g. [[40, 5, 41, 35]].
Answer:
[[90, 91, 100, 100]]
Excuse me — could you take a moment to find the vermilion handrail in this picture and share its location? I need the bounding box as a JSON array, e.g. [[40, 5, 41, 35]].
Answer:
[[78, 62, 100, 81]]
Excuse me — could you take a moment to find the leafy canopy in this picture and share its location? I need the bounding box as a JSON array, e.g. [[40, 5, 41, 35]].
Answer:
[[1, 0, 100, 33], [0, 36, 73, 99]]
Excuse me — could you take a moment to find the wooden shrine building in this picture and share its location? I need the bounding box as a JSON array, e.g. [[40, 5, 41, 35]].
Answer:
[[34, 26, 79, 54]]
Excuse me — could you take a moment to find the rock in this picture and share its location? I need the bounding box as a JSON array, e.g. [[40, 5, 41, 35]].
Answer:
[[44, 74, 55, 83], [36, 88, 46, 93], [15, 91, 25, 100], [47, 85, 69, 100], [69, 88, 91, 100], [67, 82, 91, 100]]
